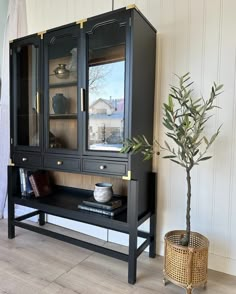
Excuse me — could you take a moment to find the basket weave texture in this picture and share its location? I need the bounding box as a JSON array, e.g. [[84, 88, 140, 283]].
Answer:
[[164, 230, 209, 290]]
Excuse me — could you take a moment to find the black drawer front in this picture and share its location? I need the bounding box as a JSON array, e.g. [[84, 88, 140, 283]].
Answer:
[[13, 153, 42, 167], [43, 155, 80, 171], [82, 159, 127, 176]]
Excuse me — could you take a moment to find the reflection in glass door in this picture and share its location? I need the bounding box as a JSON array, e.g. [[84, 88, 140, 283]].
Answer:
[[87, 22, 126, 152], [16, 44, 40, 147]]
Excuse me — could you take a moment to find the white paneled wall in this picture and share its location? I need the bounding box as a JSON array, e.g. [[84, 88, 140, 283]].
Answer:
[[25, 0, 236, 276]]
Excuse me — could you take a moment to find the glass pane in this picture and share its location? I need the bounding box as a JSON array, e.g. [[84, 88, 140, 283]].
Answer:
[[16, 44, 39, 147], [48, 35, 78, 150], [87, 23, 125, 152]]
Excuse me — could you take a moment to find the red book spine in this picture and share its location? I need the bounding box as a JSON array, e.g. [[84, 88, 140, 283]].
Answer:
[[29, 175, 40, 197]]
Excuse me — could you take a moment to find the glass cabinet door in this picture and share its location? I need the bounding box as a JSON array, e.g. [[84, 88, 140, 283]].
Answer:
[[85, 20, 126, 153], [13, 38, 41, 149], [45, 28, 79, 152]]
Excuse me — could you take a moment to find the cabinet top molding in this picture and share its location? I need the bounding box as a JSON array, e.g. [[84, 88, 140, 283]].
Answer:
[[9, 5, 156, 43]]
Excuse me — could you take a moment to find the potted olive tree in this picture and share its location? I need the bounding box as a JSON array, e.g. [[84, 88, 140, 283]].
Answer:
[[121, 73, 223, 294]]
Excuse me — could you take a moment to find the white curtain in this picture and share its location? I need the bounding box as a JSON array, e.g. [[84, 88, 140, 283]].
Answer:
[[0, 0, 27, 218]]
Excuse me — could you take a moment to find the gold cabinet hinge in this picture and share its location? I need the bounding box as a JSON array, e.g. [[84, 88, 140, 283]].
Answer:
[[76, 18, 87, 29], [122, 170, 131, 181], [9, 158, 15, 166], [37, 30, 47, 39], [126, 4, 138, 10], [10, 49, 13, 55], [10, 138, 13, 144]]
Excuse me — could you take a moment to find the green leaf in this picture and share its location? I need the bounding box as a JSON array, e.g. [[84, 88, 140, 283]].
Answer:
[[198, 156, 212, 161], [164, 140, 171, 151], [215, 84, 223, 91], [193, 149, 199, 156], [168, 94, 174, 111], [163, 120, 174, 130], [203, 136, 209, 145], [163, 155, 177, 159]]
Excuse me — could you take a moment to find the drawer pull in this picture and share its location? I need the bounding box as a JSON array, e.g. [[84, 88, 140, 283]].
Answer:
[[99, 165, 106, 170], [57, 161, 63, 166], [22, 157, 27, 162]]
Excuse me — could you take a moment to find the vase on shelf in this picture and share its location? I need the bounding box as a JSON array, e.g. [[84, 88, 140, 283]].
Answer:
[[52, 93, 68, 114], [53, 64, 70, 79], [93, 183, 113, 203]]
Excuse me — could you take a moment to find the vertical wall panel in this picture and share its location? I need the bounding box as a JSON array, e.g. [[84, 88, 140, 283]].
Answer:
[[187, 0, 205, 231], [168, 0, 189, 231], [194, 0, 221, 243], [212, 0, 236, 257]]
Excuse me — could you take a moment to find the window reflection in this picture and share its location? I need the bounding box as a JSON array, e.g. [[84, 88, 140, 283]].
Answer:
[[88, 61, 125, 151]]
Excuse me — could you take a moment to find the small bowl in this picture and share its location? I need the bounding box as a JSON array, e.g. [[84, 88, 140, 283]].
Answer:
[[93, 183, 113, 203]]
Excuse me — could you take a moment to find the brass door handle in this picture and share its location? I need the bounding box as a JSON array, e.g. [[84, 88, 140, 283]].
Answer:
[[36, 91, 40, 113], [81, 88, 85, 112], [57, 161, 63, 166]]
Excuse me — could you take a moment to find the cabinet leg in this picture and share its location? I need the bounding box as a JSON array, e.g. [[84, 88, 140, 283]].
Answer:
[[149, 172, 156, 258], [8, 219, 15, 239], [8, 167, 15, 239], [128, 180, 138, 284], [149, 213, 156, 258], [39, 212, 46, 226], [128, 230, 137, 284]]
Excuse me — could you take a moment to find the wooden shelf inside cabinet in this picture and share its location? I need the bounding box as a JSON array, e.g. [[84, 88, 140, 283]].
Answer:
[[49, 81, 77, 88], [49, 114, 77, 119], [13, 186, 128, 231]]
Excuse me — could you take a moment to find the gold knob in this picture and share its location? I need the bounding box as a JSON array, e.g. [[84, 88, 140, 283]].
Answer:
[[57, 161, 63, 166], [99, 165, 106, 170], [22, 157, 27, 162]]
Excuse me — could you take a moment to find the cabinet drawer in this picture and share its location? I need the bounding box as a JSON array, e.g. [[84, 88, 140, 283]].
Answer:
[[82, 159, 127, 176], [44, 155, 80, 171], [13, 153, 42, 167]]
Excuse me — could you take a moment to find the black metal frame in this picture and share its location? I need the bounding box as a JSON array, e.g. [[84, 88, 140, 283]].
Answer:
[[8, 166, 156, 284]]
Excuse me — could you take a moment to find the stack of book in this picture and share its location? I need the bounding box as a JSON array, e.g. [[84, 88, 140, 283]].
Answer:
[[19, 168, 34, 197], [78, 197, 126, 216], [19, 168, 52, 198]]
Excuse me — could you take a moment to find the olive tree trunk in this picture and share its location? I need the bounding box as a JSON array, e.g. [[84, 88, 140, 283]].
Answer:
[[186, 168, 191, 245]]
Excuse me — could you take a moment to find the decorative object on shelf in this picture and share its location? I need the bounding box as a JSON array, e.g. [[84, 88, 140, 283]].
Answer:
[[52, 93, 68, 114], [68, 48, 77, 78], [121, 73, 223, 293], [53, 63, 70, 79], [49, 131, 62, 148], [93, 182, 113, 203]]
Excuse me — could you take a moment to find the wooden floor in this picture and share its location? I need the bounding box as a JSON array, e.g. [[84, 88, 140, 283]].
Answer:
[[0, 220, 235, 294]]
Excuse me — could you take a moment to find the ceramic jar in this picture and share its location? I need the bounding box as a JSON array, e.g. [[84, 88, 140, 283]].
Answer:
[[52, 93, 68, 114], [54, 64, 69, 79], [93, 183, 113, 203]]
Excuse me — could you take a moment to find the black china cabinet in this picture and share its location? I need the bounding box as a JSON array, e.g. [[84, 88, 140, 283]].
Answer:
[[8, 6, 157, 284]]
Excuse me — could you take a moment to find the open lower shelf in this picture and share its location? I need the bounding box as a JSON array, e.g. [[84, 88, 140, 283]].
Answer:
[[13, 186, 129, 232]]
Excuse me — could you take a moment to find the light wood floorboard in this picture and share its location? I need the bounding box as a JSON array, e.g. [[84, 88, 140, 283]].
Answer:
[[0, 220, 235, 294]]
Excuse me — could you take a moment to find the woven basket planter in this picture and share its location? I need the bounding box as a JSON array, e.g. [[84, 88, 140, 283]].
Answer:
[[163, 230, 209, 294]]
